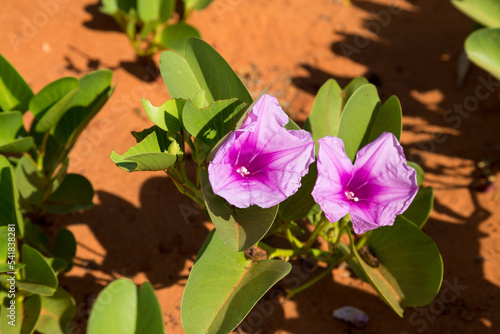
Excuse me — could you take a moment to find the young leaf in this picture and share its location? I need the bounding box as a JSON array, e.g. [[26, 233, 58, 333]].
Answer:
[[110, 131, 177, 172], [142, 98, 183, 133], [338, 84, 381, 161], [304, 79, 343, 144], [353, 216, 443, 317], [0, 55, 33, 113], [161, 23, 201, 56], [200, 170, 278, 252], [366, 95, 402, 142], [182, 98, 247, 149], [181, 230, 291, 334], [137, 0, 162, 22]]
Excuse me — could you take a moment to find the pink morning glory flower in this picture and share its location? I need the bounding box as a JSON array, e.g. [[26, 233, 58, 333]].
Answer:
[[312, 132, 418, 234], [208, 94, 315, 209]]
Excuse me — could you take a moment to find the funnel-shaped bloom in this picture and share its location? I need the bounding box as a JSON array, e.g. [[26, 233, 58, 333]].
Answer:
[[312, 132, 418, 234], [208, 94, 315, 209]]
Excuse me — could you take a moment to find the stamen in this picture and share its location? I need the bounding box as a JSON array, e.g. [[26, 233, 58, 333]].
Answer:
[[236, 166, 250, 177], [345, 191, 359, 202]]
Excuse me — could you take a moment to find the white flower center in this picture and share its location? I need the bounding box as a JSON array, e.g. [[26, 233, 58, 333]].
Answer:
[[236, 166, 250, 177], [345, 191, 359, 202]]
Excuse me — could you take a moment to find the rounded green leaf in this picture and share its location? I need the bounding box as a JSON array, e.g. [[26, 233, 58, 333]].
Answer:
[[0, 111, 33, 153], [181, 230, 291, 334], [452, 0, 500, 28], [304, 79, 343, 146], [341, 77, 369, 109], [137, 0, 161, 22], [29, 77, 79, 123], [87, 279, 138, 334], [36, 287, 76, 334], [17, 244, 58, 296], [22, 295, 42, 334], [41, 174, 94, 214], [200, 170, 278, 252], [465, 28, 500, 80], [402, 186, 434, 229], [87, 279, 164, 334], [367, 95, 402, 142], [353, 216, 443, 317], [407, 161, 424, 186], [161, 23, 201, 56], [0, 55, 33, 113], [52, 228, 77, 263]]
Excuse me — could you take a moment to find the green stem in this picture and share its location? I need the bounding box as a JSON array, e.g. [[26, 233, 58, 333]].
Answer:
[[257, 241, 295, 259], [356, 230, 372, 250], [303, 217, 330, 251], [333, 217, 349, 249]]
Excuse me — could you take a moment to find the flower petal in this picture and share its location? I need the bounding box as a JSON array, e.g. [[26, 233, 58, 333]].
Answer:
[[208, 94, 315, 209], [348, 132, 418, 233], [312, 136, 353, 223]]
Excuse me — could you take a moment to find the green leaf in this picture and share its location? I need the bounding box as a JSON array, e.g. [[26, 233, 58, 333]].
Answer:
[[52, 70, 113, 150], [40, 174, 94, 214], [465, 28, 500, 80], [137, 0, 161, 22], [51, 229, 77, 264], [367, 95, 402, 142], [181, 230, 291, 334], [342, 77, 369, 109], [452, 0, 500, 28], [160, 38, 252, 105], [87, 279, 164, 334], [21, 295, 42, 334], [338, 84, 381, 161], [15, 155, 50, 205], [136, 283, 165, 334], [0, 226, 8, 263], [0, 156, 24, 236], [353, 216, 443, 317], [142, 98, 183, 132], [402, 187, 434, 229], [159, 0, 175, 21], [110, 130, 177, 172], [23, 221, 50, 255], [407, 161, 424, 186], [279, 162, 318, 222], [161, 23, 201, 56], [17, 244, 57, 296], [183, 0, 214, 11], [200, 170, 278, 251], [100, 0, 136, 15], [182, 98, 247, 149], [0, 111, 33, 153], [0, 55, 33, 113], [35, 287, 75, 334], [88, 279, 137, 334], [29, 77, 79, 134], [304, 79, 343, 150]]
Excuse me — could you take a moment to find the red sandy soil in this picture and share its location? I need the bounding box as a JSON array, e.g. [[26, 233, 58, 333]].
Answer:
[[2, 0, 500, 333]]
